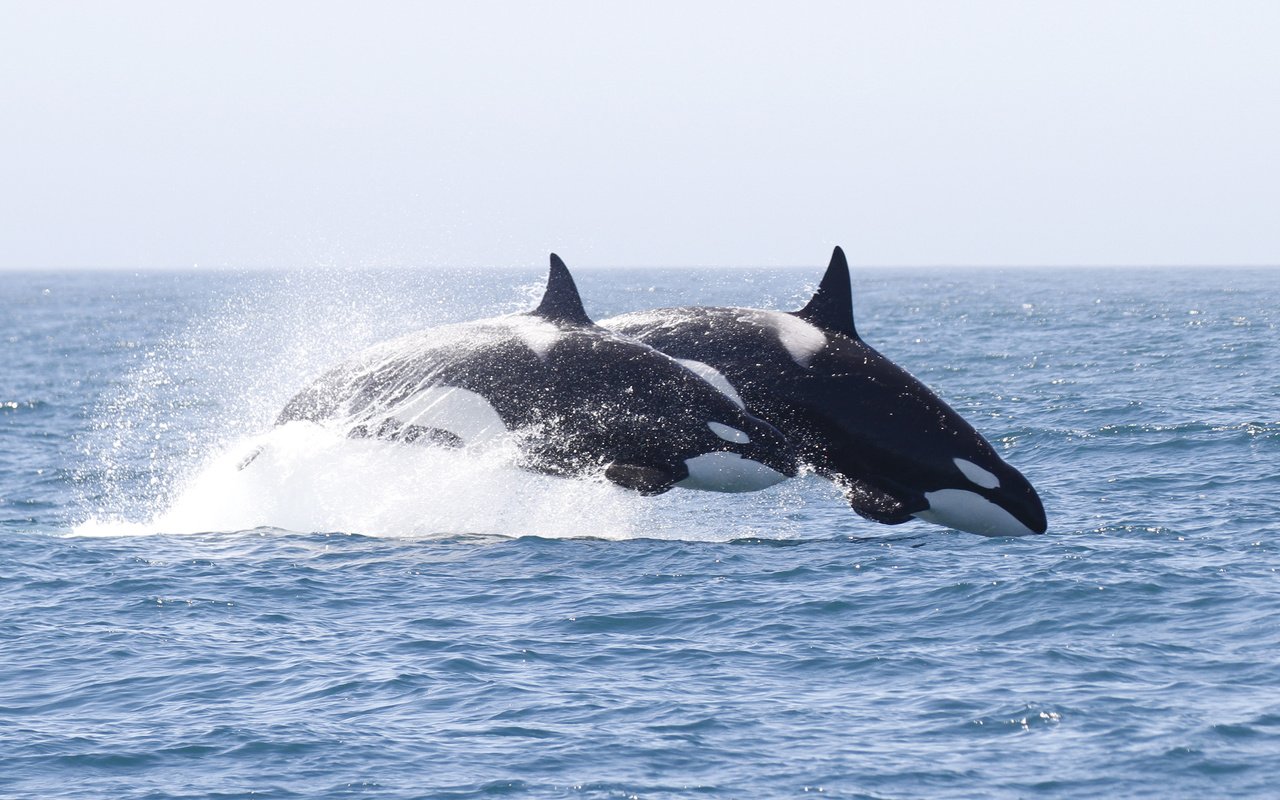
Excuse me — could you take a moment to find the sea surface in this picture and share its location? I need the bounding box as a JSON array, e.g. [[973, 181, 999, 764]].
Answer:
[[2, 265, 1278, 799]]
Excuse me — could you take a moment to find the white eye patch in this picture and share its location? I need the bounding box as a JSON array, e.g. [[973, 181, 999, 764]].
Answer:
[[707, 422, 750, 443], [953, 457, 1000, 489]]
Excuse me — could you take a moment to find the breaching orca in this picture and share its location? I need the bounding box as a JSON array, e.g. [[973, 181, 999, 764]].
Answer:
[[603, 247, 1047, 535], [276, 254, 798, 495]]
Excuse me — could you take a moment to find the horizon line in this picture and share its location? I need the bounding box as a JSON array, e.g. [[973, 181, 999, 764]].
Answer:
[[2, 262, 1279, 273]]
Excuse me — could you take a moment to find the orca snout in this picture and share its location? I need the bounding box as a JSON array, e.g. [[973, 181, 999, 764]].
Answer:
[[734, 415, 801, 479], [912, 457, 1047, 537], [991, 465, 1048, 535]]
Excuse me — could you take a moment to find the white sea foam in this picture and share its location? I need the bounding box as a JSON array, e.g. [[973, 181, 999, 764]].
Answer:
[[77, 422, 636, 539], [75, 422, 827, 541]]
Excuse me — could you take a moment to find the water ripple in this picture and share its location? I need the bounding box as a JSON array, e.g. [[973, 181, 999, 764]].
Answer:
[[2, 269, 1279, 798]]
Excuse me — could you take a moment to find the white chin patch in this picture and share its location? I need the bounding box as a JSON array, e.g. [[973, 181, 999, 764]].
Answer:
[[675, 452, 787, 493], [675, 359, 745, 409], [953, 457, 1001, 489], [913, 489, 1035, 537], [391, 386, 508, 445], [707, 421, 750, 443]]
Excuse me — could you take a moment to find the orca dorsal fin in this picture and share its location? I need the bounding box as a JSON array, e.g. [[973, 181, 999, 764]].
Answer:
[[793, 246, 858, 337], [532, 253, 593, 326]]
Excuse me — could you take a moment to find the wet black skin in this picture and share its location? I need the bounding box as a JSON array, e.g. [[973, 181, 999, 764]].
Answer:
[[604, 247, 1047, 533], [277, 255, 797, 494]]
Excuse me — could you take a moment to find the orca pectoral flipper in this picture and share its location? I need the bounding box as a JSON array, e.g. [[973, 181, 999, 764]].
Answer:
[[837, 476, 916, 525], [603, 463, 679, 496], [237, 446, 265, 471]]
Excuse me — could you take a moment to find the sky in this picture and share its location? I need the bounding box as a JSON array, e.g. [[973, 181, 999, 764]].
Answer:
[[2, 0, 1278, 269]]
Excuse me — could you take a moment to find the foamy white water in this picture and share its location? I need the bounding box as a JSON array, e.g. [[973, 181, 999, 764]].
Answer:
[[76, 421, 827, 540], [78, 422, 645, 538]]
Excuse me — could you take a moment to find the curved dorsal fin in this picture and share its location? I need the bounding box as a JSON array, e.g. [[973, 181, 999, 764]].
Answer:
[[793, 246, 857, 337], [532, 253, 593, 326]]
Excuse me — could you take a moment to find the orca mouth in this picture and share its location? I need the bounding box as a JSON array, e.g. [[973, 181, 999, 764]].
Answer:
[[736, 421, 801, 480], [912, 474, 1047, 537], [703, 420, 799, 482], [995, 481, 1048, 535], [751, 446, 799, 480], [914, 489, 1043, 537]]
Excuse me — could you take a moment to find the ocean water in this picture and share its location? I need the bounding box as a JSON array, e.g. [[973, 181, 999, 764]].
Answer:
[[2, 265, 1278, 799]]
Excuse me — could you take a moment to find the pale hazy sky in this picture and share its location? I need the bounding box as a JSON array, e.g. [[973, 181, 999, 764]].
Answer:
[[2, 1, 1278, 269]]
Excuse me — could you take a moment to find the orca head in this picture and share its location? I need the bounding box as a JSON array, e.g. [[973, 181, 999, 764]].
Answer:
[[599, 366, 799, 495], [792, 247, 1048, 536], [526, 254, 797, 495], [909, 453, 1047, 537], [671, 408, 798, 493], [835, 422, 1046, 536]]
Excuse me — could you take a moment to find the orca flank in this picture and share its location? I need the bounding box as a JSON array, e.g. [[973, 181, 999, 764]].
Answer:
[[603, 247, 1047, 536]]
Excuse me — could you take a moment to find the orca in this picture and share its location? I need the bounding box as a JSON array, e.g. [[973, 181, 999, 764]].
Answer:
[[603, 247, 1047, 536], [276, 254, 798, 495]]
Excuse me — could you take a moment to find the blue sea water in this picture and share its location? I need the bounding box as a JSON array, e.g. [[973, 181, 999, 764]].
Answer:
[[2, 266, 1278, 798]]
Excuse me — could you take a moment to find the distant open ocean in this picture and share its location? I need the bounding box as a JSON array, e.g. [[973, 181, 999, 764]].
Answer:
[[2, 266, 1278, 798]]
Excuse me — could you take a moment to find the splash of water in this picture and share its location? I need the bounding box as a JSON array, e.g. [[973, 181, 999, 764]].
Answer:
[[73, 269, 835, 541], [76, 422, 650, 538], [74, 270, 543, 529], [75, 421, 826, 540]]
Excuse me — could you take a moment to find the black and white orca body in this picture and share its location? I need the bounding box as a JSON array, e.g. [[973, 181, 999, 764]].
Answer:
[[277, 255, 797, 495], [604, 248, 1047, 536]]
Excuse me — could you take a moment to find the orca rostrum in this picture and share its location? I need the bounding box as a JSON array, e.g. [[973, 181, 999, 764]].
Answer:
[[276, 254, 798, 495], [604, 247, 1047, 535]]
